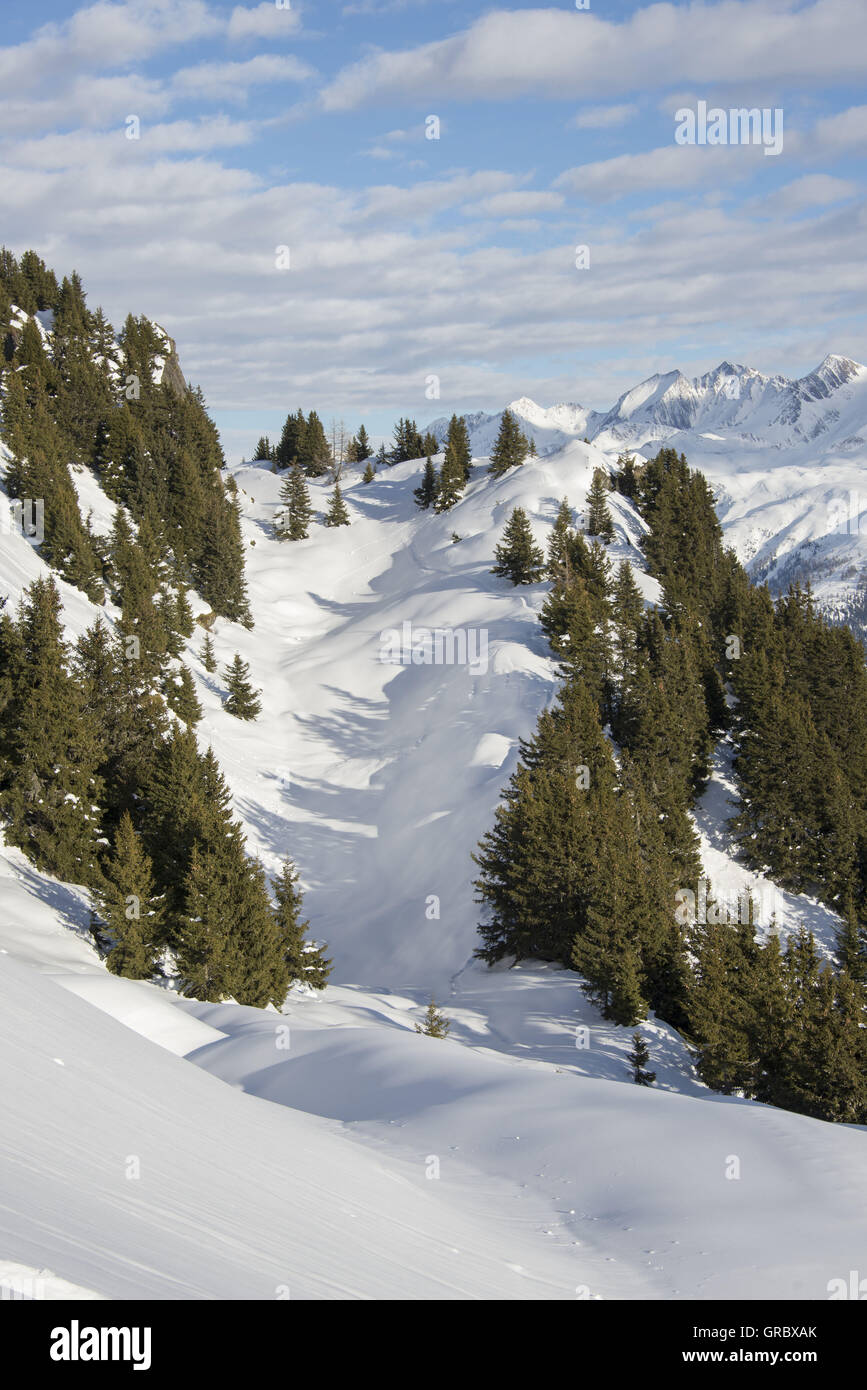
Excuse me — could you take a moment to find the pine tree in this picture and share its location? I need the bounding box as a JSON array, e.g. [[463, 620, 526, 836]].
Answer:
[[444, 414, 472, 483], [0, 578, 104, 887], [546, 498, 574, 583], [627, 1032, 656, 1085], [614, 452, 639, 499], [164, 664, 203, 727], [93, 812, 162, 979], [175, 843, 233, 1002], [474, 682, 616, 965], [272, 858, 331, 989], [278, 461, 313, 540], [301, 410, 332, 476], [223, 654, 262, 721], [354, 423, 372, 461], [323, 482, 350, 527], [276, 409, 305, 469], [362, 457, 375, 484], [414, 457, 437, 509], [201, 631, 217, 673], [586, 467, 615, 542], [491, 507, 545, 584], [488, 409, 528, 477], [415, 999, 451, 1037], [433, 446, 464, 512]]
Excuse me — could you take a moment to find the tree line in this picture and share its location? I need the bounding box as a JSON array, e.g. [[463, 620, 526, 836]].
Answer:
[[474, 447, 867, 1122]]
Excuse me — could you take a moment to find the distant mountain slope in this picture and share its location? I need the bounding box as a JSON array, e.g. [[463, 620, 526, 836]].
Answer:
[[431, 355, 867, 637]]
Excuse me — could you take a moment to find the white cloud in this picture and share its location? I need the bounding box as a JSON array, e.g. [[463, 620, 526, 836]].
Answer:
[[570, 104, 638, 130], [320, 0, 866, 110], [172, 54, 315, 101], [463, 191, 564, 218], [555, 143, 767, 201], [760, 174, 856, 212], [228, 3, 302, 40]]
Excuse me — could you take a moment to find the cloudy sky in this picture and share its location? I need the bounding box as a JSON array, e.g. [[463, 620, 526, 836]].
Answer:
[[2, 0, 866, 458]]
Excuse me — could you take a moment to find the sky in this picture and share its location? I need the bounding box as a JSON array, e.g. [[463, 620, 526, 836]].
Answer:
[[1, 0, 866, 460]]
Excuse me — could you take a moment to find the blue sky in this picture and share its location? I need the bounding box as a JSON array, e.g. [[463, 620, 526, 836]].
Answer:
[[2, 0, 865, 459]]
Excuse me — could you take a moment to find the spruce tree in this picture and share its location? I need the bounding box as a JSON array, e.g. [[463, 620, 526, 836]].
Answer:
[[279, 461, 313, 540], [546, 498, 574, 583], [0, 578, 104, 887], [415, 999, 451, 1037], [164, 664, 203, 727], [93, 812, 163, 979], [362, 457, 375, 484], [627, 1032, 657, 1085], [323, 482, 351, 527], [223, 654, 262, 721], [414, 457, 437, 509], [201, 631, 217, 673], [273, 858, 331, 989], [586, 467, 615, 542], [488, 409, 528, 477], [444, 414, 472, 483], [491, 508, 545, 584]]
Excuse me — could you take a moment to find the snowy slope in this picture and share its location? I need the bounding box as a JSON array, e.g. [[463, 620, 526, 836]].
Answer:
[[3, 427, 867, 1299]]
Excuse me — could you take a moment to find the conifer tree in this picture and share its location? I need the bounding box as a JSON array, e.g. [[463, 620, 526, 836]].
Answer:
[[444, 415, 472, 483], [0, 578, 103, 887], [165, 664, 203, 727], [488, 409, 528, 477], [93, 811, 162, 979], [474, 682, 616, 964], [627, 1032, 657, 1085], [354, 423, 372, 462], [415, 999, 451, 1037], [323, 482, 351, 527], [175, 843, 233, 1002], [414, 457, 437, 509], [614, 452, 639, 499], [300, 410, 332, 475], [278, 461, 313, 540], [362, 457, 375, 484], [223, 654, 262, 721], [201, 631, 217, 673], [546, 498, 574, 583], [433, 446, 464, 512], [272, 858, 331, 989], [586, 467, 615, 542], [491, 507, 545, 584]]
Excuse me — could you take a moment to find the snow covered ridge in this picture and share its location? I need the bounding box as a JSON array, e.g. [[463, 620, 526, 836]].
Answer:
[[431, 356, 867, 638], [429, 355, 867, 459]]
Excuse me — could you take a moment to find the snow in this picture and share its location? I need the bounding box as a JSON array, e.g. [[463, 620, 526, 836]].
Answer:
[[2, 371, 867, 1299]]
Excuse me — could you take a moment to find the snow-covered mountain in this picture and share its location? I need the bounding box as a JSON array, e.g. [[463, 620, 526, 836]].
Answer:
[[2, 421, 865, 1300], [432, 355, 867, 637]]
